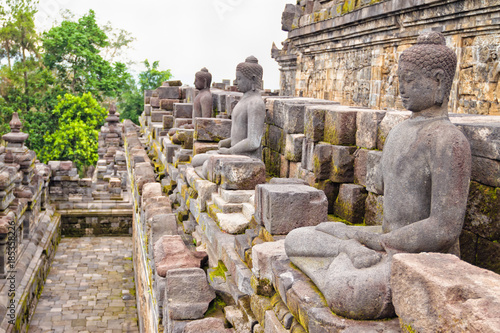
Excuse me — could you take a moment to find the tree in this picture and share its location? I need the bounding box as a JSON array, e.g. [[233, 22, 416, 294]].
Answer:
[[42, 10, 130, 99], [40, 93, 107, 173], [118, 59, 172, 124]]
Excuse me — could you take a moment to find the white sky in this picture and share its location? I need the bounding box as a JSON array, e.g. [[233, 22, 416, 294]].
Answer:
[[35, 0, 291, 90]]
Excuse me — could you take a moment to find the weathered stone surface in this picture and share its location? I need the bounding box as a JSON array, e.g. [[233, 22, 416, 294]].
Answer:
[[304, 106, 326, 142], [323, 107, 357, 145], [312, 143, 332, 180], [193, 141, 218, 155], [255, 184, 328, 235], [157, 86, 180, 99], [265, 124, 284, 153], [151, 110, 172, 123], [252, 240, 288, 282], [217, 213, 249, 234], [330, 145, 356, 183], [364, 192, 384, 226], [263, 147, 281, 177], [334, 184, 367, 224], [280, 154, 289, 178], [476, 237, 500, 274], [284, 134, 305, 162], [471, 155, 500, 188], [134, 162, 156, 195], [377, 111, 411, 149], [194, 118, 232, 142], [392, 253, 500, 333], [451, 115, 500, 160], [165, 268, 216, 320], [264, 311, 288, 333], [214, 158, 266, 190], [183, 318, 233, 333], [365, 150, 383, 195], [464, 181, 500, 241], [150, 97, 160, 108], [301, 138, 314, 171], [174, 118, 192, 128], [160, 99, 180, 111], [154, 235, 207, 277], [173, 103, 193, 119], [353, 148, 369, 186], [356, 110, 386, 149], [141, 182, 162, 207]]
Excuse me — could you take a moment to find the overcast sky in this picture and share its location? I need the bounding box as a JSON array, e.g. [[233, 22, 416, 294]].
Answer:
[[35, 0, 291, 90]]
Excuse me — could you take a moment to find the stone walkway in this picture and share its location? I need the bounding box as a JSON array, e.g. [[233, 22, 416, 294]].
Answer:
[[28, 237, 139, 333]]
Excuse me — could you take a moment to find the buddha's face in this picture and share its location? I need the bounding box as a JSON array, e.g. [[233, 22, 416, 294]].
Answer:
[[194, 75, 206, 90], [235, 71, 253, 93], [398, 62, 439, 112]]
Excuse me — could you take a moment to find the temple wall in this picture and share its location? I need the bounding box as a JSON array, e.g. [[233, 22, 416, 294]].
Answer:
[[274, 0, 500, 115], [133, 82, 500, 332]]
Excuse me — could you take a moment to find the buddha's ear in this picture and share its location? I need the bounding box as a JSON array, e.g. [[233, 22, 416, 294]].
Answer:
[[433, 68, 446, 105]]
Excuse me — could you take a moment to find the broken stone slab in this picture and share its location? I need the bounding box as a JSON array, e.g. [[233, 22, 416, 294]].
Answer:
[[194, 118, 232, 142], [255, 184, 328, 235], [154, 235, 207, 277], [213, 157, 266, 190], [143, 196, 172, 221], [284, 134, 305, 162], [334, 184, 367, 224], [163, 115, 174, 130], [377, 110, 411, 150], [268, 178, 308, 186], [193, 179, 218, 212], [150, 97, 160, 108], [173, 103, 193, 119], [174, 118, 192, 128], [392, 253, 500, 333], [365, 150, 384, 195], [165, 268, 216, 320], [251, 240, 288, 283], [471, 155, 500, 188], [144, 104, 152, 116], [217, 213, 250, 234], [450, 114, 500, 161], [150, 213, 178, 246], [157, 86, 180, 99], [183, 318, 234, 333], [330, 145, 356, 183], [356, 109, 386, 149]]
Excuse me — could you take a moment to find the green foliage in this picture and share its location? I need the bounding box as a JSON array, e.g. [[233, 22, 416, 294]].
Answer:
[[40, 93, 107, 172], [42, 9, 131, 99], [118, 59, 172, 124]]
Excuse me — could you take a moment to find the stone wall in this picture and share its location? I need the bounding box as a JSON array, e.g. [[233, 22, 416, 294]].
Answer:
[[136, 82, 500, 332], [0, 115, 61, 332], [274, 0, 500, 115]]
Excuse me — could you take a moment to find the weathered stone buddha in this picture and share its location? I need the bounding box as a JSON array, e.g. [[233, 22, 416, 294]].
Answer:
[[285, 31, 472, 320], [191, 56, 266, 170], [193, 67, 213, 119]]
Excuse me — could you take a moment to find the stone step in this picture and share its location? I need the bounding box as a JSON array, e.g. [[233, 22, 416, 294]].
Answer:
[[242, 203, 255, 221], [212, 193, 243, 214], [219, 188, 255, 204]]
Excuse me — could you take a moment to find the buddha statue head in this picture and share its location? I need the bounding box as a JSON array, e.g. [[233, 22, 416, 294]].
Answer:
[[398, 31, 457, 113], [194, 67, 212, 90], [236, 56, 263, 92]]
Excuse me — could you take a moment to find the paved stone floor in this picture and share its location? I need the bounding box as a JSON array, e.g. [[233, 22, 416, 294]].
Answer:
[[28, 237, 139, 333]]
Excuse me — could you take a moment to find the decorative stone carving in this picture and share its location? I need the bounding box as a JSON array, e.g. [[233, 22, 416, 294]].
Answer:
[[284, 31, 472, 320]]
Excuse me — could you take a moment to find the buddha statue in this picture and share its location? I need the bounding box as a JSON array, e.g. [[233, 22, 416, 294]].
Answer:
[[284, 31, 472, 320], [191, 56, 266, 170], [193, 67, 213, 119]]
